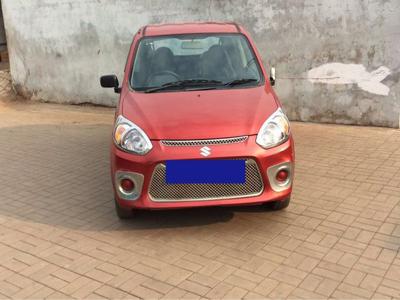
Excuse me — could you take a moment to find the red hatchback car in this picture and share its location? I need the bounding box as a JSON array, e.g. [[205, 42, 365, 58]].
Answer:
[[100, 22, 294, 218]]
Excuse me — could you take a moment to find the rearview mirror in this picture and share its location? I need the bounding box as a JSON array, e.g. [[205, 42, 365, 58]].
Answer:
[[270, 67, 276, 86], [100, 75, 121, 93]]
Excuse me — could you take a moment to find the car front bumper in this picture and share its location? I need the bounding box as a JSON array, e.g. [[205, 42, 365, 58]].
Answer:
[[111, 135, 294, 209]]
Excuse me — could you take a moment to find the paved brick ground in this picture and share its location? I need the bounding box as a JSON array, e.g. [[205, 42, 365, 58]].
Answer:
[[0, 97, 400, 299], [0, 70, 12, 99]]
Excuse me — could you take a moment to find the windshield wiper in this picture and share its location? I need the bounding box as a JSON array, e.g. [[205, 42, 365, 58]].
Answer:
[[224, 78, 258, 87], [144, 79, 222, 93]]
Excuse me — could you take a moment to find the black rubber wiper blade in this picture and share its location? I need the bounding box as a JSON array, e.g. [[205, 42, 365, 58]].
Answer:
[[144, 81, 184, 93], [145, 79, 222, 93], [183, 79, 222, 85], [224, 78, 258, 87], [184, 86, 218, 91]]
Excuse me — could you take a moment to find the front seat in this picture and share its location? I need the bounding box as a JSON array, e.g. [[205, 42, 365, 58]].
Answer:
[[201, 45, 234, 82], [151, 47, 175, 72], [147, 47, 177, 86]]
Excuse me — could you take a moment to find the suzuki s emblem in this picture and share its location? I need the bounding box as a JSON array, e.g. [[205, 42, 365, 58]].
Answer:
[[200, 146, 211, 157]]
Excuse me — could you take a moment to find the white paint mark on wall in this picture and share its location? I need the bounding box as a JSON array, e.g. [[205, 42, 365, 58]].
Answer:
[[308, 63, 391, 96]]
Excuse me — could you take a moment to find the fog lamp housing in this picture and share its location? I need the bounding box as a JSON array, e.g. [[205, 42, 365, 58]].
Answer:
[[115, 171, 144, 201], [267, 162, 293, 192]]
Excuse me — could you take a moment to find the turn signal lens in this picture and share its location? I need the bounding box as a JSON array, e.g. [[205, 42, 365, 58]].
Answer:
[[114, 124, 129, 145]]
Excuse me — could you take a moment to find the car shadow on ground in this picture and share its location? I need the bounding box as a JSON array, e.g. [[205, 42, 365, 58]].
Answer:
[[116, 204, 274, 230], [117, 207, 235, 230], [0, 124, 280, 232]]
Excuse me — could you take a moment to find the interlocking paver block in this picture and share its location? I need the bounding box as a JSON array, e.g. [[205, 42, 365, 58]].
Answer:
[[0, 98, 400, 299]]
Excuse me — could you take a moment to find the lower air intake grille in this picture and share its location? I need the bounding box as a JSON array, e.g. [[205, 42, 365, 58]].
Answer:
[[149, 159, 264, 202]]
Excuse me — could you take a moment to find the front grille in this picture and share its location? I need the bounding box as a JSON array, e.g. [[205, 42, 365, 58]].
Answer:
[[161, 136, 248, 147], [149, 159, 264, 202]]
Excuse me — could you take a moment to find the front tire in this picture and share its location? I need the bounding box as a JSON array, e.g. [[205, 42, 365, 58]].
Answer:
[[114, 198, 134, 219], [263, 197, 291, 211]]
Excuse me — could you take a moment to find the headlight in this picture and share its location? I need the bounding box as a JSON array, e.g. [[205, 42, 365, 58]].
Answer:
[[113, 115, 152, 155], [256, 108, 290, 149]]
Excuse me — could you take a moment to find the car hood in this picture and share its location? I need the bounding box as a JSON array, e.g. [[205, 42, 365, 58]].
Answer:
[[122, 86, 278, 140]]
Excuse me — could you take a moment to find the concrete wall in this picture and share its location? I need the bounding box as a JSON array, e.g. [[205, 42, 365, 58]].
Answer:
[[0, 0, 7, 52], [2, 0, 400, 127]]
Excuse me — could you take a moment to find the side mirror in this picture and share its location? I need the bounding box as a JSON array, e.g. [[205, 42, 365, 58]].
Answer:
[[270, 67, 276, 86], [100, 75, 121, 93]]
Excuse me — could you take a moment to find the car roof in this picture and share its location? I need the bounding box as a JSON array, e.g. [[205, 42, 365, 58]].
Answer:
[[140, 22, 242, 37]]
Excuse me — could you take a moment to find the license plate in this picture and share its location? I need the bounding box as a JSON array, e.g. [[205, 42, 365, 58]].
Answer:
[[165, 159, 246, 184]]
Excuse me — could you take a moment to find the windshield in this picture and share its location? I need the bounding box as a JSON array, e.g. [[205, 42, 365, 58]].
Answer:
[[131, 34, 263, 92]]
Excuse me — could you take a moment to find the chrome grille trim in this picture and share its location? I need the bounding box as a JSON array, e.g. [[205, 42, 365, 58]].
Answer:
[[161, 136, 248, 147], [149, 159, 264, 202]]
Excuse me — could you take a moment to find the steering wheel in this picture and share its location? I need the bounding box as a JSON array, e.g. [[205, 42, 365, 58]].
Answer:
[[147, 70, 180, 83]]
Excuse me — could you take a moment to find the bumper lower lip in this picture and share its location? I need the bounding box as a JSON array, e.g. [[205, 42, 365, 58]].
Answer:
[[111, 135, 294, 209]]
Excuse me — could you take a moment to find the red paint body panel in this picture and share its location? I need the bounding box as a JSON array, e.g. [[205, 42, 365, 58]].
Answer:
[[110, 22, 294, 210], [122, 87, 278, 139], [143, 22, 240, 37]]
